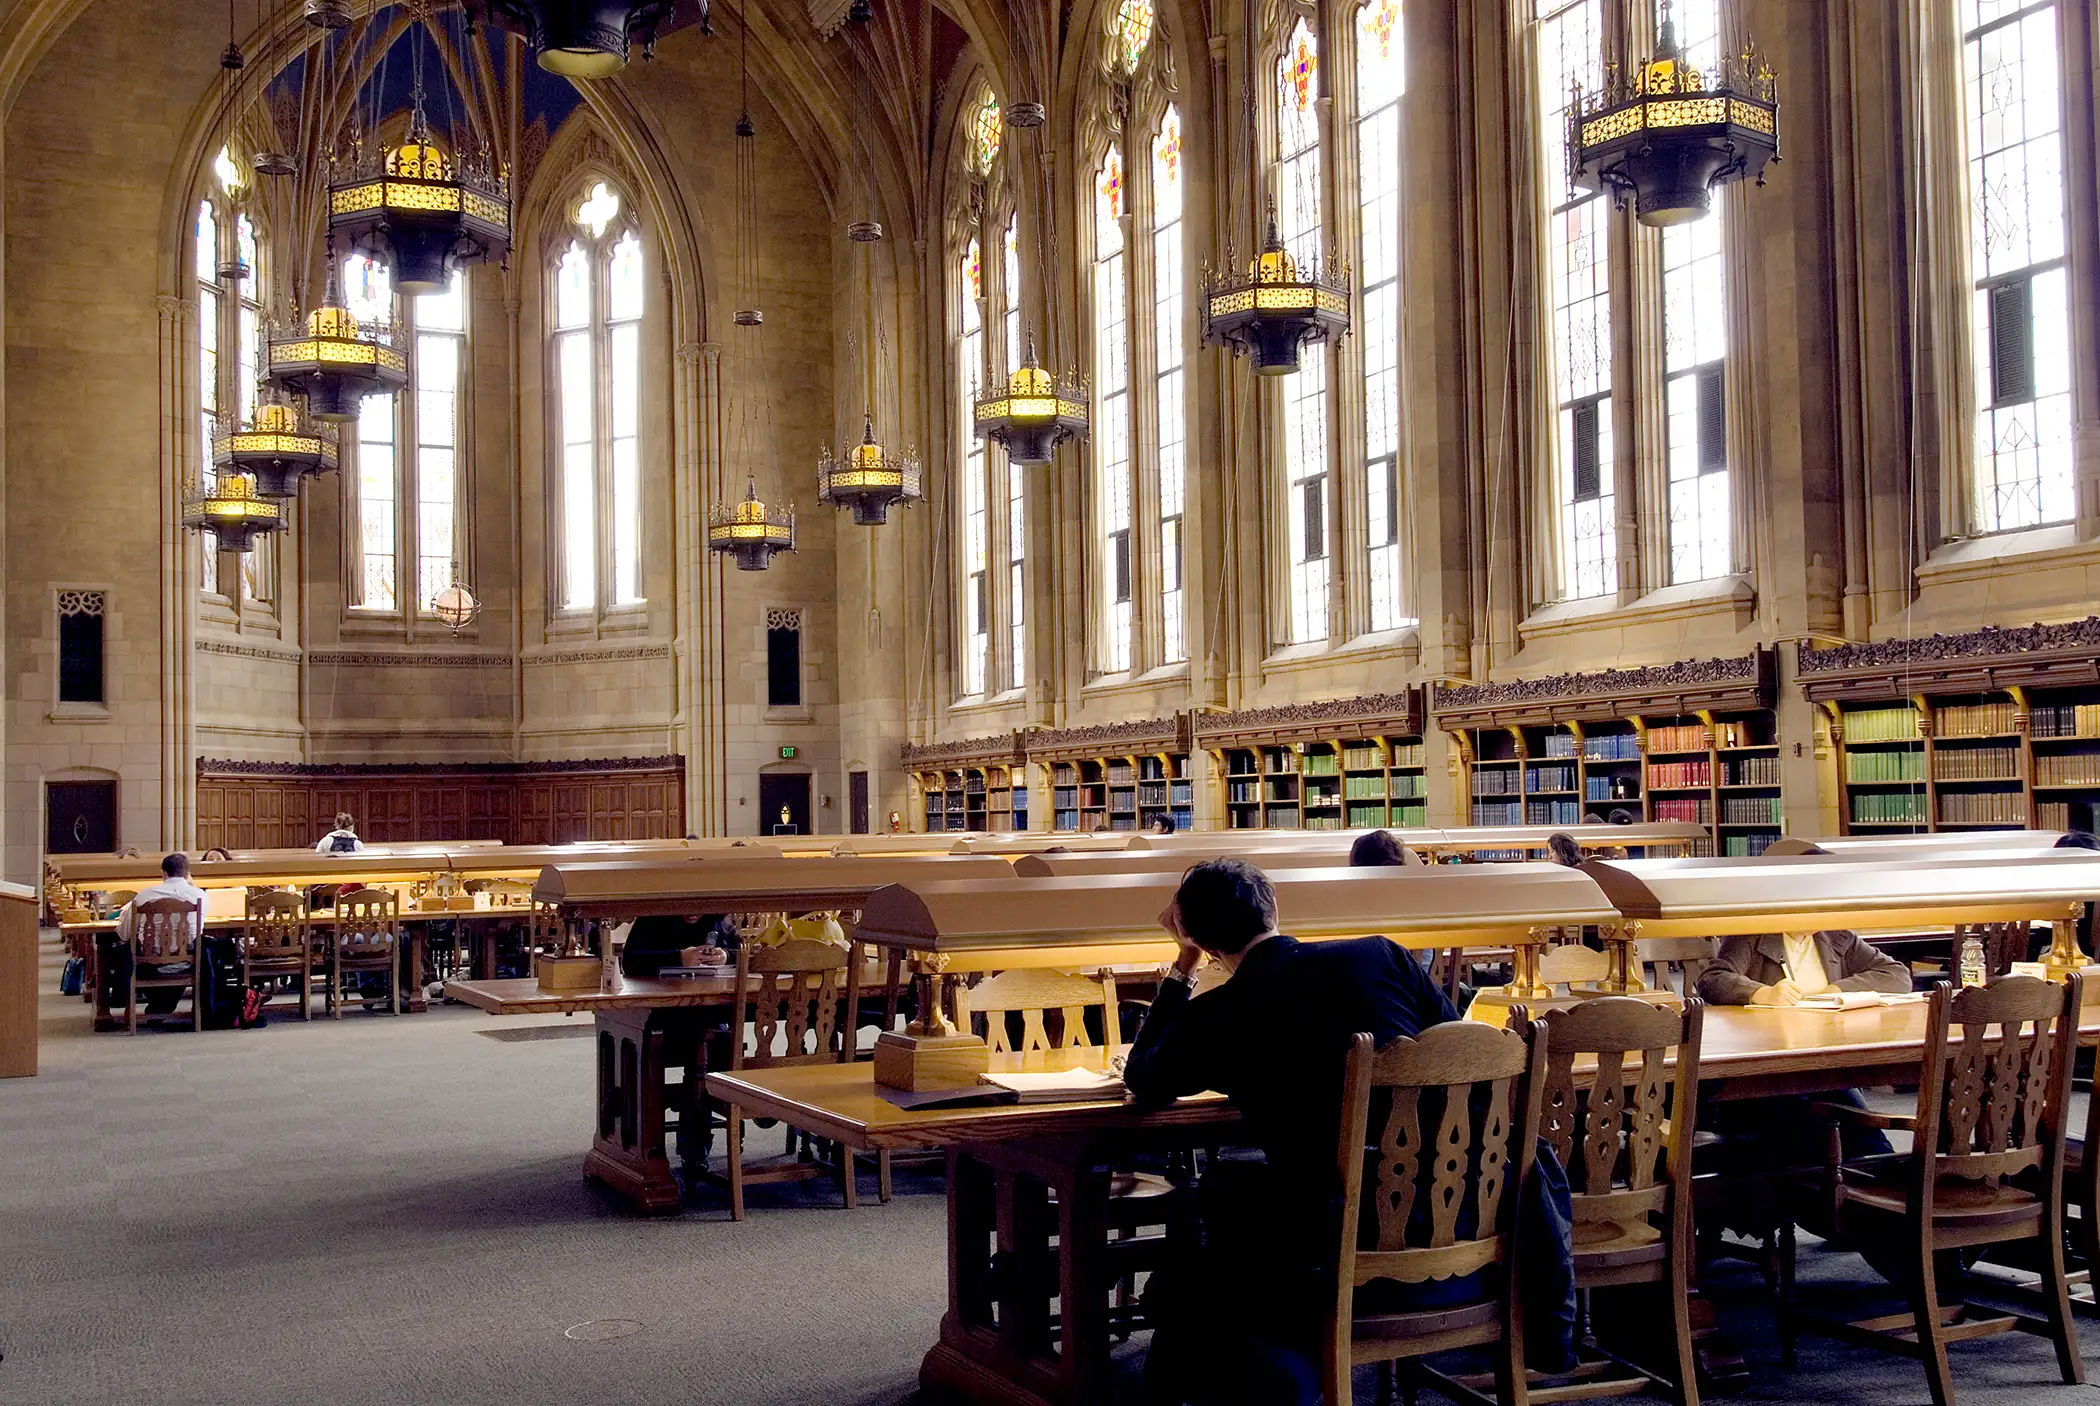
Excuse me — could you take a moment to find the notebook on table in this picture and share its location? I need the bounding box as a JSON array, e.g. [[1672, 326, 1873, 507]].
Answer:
[[977, 1069, 1127, 1104]]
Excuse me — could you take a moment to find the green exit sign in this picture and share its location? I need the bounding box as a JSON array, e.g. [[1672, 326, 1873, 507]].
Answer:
[[779, 745, 797, 759]]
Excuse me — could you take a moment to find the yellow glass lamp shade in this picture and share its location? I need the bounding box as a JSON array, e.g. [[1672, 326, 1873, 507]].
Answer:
[[181, 473, 284, 552], [329, 118, 510, 294], [266, 301, 408, 423], [1200, 205, 1350, 377], [707, 481, 796, 571], [215, 399, 341, 497], [818, 415, 925, 527], [972, 339, 1089, 467], [306, 305, 360, 339]]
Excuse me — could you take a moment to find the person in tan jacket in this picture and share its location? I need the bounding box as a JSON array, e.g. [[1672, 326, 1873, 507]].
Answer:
[[1695, 929, 1913, 1006]]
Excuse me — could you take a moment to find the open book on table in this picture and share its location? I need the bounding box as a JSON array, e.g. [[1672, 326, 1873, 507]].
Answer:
[[978, 1069, 1128, 1104], [1795, 989, 1929, 1011]]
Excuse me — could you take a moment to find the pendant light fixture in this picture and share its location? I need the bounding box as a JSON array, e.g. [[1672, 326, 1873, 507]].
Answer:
[[250, 0, 295, 176], [969, 12, 1087, 467], [431, 553, 483, 633], [706, 0, 794, 570], [264, 237, 410, 421], [463, 1, 709, 79], [1200, 0, 1350, 375], [815, 0, 923, 526], [214, 394, 340, 498], [213, 0, 251, 284], [328, 19, 510, 295], [1568, 0, 1778, 226], [181, 471, 285, 553]]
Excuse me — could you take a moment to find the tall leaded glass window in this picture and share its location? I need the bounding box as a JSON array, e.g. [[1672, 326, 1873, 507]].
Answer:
[[1963, 0, 2072, 532], [1660, 0, 1730, 583], [1001, 212, 1026, 690], [1152, 107, 1188, 665], [961, 241, 990, 697], [414, 272, 466, 611], [1357, 0, 1405, 631], [1539, 0, 1614, 600], [346, 254, 398, 609], [195, 199, 222, 594], [551, 181, 647, 613], [1095, 148, 1134, 673], [1278, 16, 1328, 644]]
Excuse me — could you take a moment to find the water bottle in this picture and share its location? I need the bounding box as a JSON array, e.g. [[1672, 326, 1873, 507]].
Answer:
[[1959, 932, 1987, 989]]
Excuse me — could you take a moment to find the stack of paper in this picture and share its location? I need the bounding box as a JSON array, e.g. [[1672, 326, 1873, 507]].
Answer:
[[978, 1069, 1127, 1104]]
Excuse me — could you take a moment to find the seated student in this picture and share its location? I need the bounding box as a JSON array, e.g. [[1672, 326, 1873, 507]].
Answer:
[[1345, 829, 1418, 867], [106, 853, 207, 1016], [1546, 832, 1584, 868], [620, 912, 733, 978], [1696, 927, 1911, 1006], [1150, 814, 1178, 835], [1125, 859, 1574, 1404], [314, 813, 365, 854]]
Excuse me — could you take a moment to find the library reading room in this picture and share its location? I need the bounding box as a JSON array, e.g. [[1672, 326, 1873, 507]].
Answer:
[[8, 1, 2100, 1404]]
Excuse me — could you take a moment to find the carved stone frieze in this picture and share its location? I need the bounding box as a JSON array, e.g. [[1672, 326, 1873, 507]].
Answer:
[[306, 650, 513, 669], [196, 638, 302, 665]]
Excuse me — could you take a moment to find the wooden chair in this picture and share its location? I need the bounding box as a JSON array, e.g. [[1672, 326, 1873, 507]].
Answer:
[[242, 889, 314, 1020], [695, 938, 860, 1220], [126, 896, 204, 1034], [1782, 975, 2083, 1406], [331, 889, 402, 1016], [1638, 937, 1716, 998], [1532, 996, 1705, 1406], [1322, 1018, 1547, 1406]]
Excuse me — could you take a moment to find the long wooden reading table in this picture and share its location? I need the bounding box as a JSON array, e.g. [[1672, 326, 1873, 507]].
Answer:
[[707, 999, 2100, 1406]]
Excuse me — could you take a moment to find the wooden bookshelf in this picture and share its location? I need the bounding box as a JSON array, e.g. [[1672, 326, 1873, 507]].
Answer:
[[901, 733, 1031, 834], [1798, 624, 2100, 837], [1194, 692, 1427, 834], [1436, 650, 1782, 856]]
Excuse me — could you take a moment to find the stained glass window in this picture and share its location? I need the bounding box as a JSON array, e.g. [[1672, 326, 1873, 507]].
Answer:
[[1009, 459, 1026, 690], [1358, 0, 1406, 632], [960, 243, 988, 697], [969, 88, 1003, 173], [1112, 0, 1154, 73], [1964, 0, 2072, 532], [1096, 147, 1133, 673], [357, 391, 398, 612], [1539, 0, 1614, 600], [233, 213, 271, 603], [1278, 16, 1327, 643], [1153, 106, 1187, 665], [1001, 213, 1025, 688], [555, 240, 595, 609], [609, 231, 644, 604]]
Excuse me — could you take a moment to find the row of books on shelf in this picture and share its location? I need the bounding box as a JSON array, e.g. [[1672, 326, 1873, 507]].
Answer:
[[1342, 743, 1427, 769], [2039, 801, 2087, 829], [1525, 764, 1577, 793], [1585, 778, 1639, 802], [1647, 724, 1708, 754], [1934, 701, 2018, 737], [1345, 775, 1427, 799], [1585, 733, 1642, 761], [1472, 770, 1522, 797], [1526, 800, 1581, 825], [1137, 781, 1196, 806], [1720, 796, 1783, 825], [1938, 792, 2024, 824], [1649, 760, 1712, 789], [1725, 756, 1781, 786], [1348, 803, 1429, 828], [1846, 752, 1924, 783], [1654, 798, 1712, 824], [2032, 703, 2100, 740], [1931, 746, 2019, 781], [1843, 706, 1921, 743], [2036, 757, 2100, 787], [1852, 793, 1928, 824], [1471, 801, 1522, 825], [1724, 833, 1778, 856]]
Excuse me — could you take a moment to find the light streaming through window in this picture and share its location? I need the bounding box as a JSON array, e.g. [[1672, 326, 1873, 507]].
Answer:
[[960, 240, 988, 697], [1357, 0, 1405, 631], [1540, 0, 1614, 600], [1095, 148, 1133, 673], [1278, 16, 1327, 644], [555, 240, 594, 609], [415, 273, 465, 612], [1964, 0, 2072, 532], [196, 200, 221, 592], [1153, 107, 1187, 665]]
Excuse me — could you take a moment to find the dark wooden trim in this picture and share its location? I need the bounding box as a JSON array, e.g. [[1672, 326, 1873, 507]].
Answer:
[[1798, 620, 2100, 701], [1191, 688, 1424, 750], [1432, 651, 1775, 730]]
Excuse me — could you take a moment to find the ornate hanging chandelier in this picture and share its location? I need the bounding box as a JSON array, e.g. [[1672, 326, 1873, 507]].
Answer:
[[819, 412, 923, 526], [1567, 1, 1778, 227], [329, 109, 510, 295], [214, 398, 340, 498], [181, 472, 284, 552], [1201, 204, 1350, 376], [463, 1, 709, 78], [707, 480, 796, 571], [973, 336, 1087, 467], [705, 0, 794, 572], [264, 258, 410, 422]]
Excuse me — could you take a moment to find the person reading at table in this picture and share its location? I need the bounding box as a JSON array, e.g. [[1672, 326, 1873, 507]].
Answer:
[[105, 853, 207, 1017], [1125, 859, 1574, 1404], [1695, 928, 1910, 1006]]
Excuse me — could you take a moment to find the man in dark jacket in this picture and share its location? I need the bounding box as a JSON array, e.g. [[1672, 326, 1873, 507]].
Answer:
[[1126, 859, 1574, 1405], [1695, 929, 1912, 1006]]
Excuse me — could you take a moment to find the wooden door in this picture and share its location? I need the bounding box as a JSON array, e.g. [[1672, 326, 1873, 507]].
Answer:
[[46, 781, 116, 854], [757, 772, 812, 836]]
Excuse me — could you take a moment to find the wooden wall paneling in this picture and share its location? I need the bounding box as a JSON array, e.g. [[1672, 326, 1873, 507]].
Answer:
[[195, 784, 226, 852], [253, 786, 285, 850]]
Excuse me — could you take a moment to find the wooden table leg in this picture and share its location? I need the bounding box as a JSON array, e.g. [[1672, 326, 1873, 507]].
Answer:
[[919, 1137, 1141, 1406], [582, 1005, 707, 1214], [403, 930, 429, 1013]]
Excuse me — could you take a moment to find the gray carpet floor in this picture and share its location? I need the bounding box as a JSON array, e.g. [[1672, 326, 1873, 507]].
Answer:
[[3, 930, 2099, 1405]]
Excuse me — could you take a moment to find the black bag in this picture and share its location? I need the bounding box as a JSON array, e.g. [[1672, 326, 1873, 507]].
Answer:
[[329, 832, 358, 854], [196, 934, 247, 1030]]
